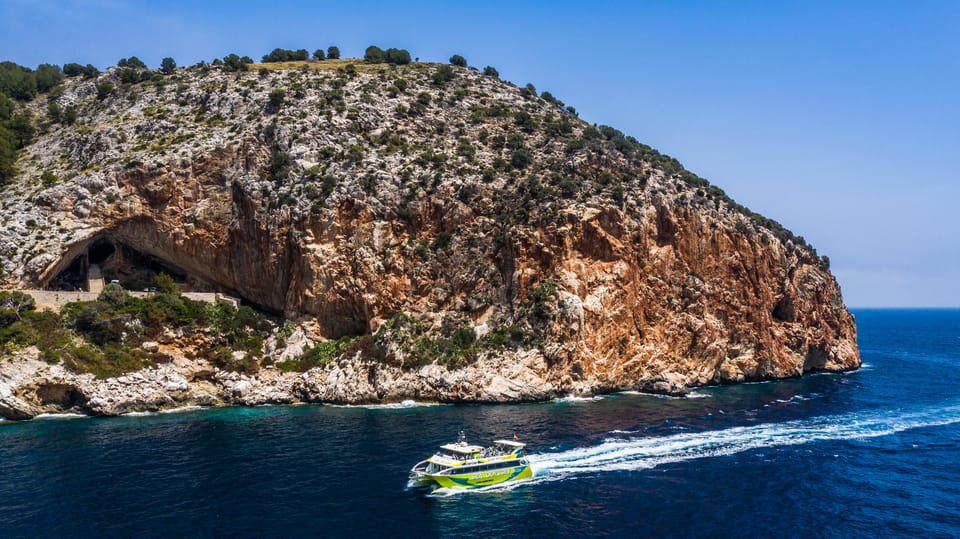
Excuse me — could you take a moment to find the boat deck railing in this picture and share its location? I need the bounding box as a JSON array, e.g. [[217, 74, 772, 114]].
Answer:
[[434, 457, 527, 476]]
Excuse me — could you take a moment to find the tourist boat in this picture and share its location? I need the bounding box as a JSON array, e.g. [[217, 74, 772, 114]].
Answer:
[[408, 432, 533, 490]]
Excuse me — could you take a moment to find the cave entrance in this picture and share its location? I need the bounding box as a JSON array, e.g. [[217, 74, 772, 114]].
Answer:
[[46, 235, 223, 296], [87, 238, 116, 265]]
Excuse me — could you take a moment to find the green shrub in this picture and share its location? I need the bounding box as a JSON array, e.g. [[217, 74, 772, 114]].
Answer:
[[528, 280, 558, 321], [0, 290, 35, 327], [268, 88, 286, 109], [514, 111, 537, 132], [96, 82, 115, 100], [268, 148, 293, 182], [456, 137, 475, 160], [364, 46, 385, 64], [449, 54, 467, 67], [432, 65, 456, 85], [510, 148, 533, 169]]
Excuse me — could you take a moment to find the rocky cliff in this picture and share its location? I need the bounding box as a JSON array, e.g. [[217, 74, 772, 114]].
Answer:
[[0, 58, 858, 418]]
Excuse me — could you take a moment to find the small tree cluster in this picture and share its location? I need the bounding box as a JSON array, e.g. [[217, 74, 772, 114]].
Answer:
[[0, 61, 64, 101], [449, 54, 467, 67], [117, 56, 147, 69], [364, 46, 412, 65], [222, 53, 254, 72], [115, 56, 155, 85], [63, 62, 100, 78], [262, 48, 309, 63], [0, 84, 38, 184]]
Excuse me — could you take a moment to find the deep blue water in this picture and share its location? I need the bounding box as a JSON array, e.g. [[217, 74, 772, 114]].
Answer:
[[1, 309, 958, 538]]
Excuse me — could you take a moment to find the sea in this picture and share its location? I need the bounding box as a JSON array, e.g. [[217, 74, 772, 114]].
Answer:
[[1, 309, 958, 538]]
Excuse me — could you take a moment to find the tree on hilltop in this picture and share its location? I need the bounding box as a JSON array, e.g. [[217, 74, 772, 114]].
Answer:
[[364, 45, 385, 64], [385, 48, 412, 65], [449, 54, 467, 67], [483, 66, 499, 78], [117, 56, 146, 69], [262, 48, 309, 63], [34, 64, 63, 93], [222, 54, 253, 72], [313, 49, 325, 61], [327, 46, 340, 59], [160, 57, 176, 74], [0, 61, 38, 101], [63, 63, 99, 78]]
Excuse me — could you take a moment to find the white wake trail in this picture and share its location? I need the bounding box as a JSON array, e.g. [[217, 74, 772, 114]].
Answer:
[[529, 403, 960, 478]]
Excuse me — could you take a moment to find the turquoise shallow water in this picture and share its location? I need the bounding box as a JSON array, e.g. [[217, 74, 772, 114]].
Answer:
[[1, 309, 958, 538]]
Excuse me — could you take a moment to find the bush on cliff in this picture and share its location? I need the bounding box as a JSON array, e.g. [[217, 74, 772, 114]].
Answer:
[[0, 285, 275, 377], [0, 90, 35, 186], [0, 291, 35, 327]]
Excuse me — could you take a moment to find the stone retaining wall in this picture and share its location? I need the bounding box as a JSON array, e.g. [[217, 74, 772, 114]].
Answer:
[[16, 289, 239, 311]]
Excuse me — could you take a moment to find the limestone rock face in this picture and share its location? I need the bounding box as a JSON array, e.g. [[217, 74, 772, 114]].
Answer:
[[0, 60, 859, 417]]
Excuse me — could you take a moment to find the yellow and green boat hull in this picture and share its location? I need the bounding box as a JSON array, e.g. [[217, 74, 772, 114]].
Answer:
[[428, 464, 533, 489]]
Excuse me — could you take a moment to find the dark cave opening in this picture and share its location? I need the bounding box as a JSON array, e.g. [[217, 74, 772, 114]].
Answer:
[[49, 236, 219, 296], [48, 257, 87, 291], [87, 238, 116, 265]]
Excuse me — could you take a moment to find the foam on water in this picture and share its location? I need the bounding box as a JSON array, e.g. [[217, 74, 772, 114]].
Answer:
[[32, 413, 87, 420], [553, 395, 605, 403], [160, 405, 204, 414], [120, 405, 206, 418], [617, 390, 710, 400], [528, 402, 960, 479], [328, 399, 445, 410]]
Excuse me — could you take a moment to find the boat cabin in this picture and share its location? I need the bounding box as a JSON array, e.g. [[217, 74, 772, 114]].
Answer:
[[409, 435, 532, 487]]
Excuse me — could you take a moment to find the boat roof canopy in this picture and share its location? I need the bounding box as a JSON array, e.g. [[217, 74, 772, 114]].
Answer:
[[440, 443, 484, 454], [493, 440, 526, 448]]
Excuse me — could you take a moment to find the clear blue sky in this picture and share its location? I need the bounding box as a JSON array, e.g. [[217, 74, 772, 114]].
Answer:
[[2, 0, 958, 307]]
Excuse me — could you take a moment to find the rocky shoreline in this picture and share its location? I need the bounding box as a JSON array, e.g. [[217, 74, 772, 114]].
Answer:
[[1, 341, 858, 421]]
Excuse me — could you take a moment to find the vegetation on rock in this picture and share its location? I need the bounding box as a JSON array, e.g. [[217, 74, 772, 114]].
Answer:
[[0, 282, 275, 378]]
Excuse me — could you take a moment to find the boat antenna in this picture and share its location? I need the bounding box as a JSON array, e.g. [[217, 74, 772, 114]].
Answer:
[[458, 430, 466, 444]]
